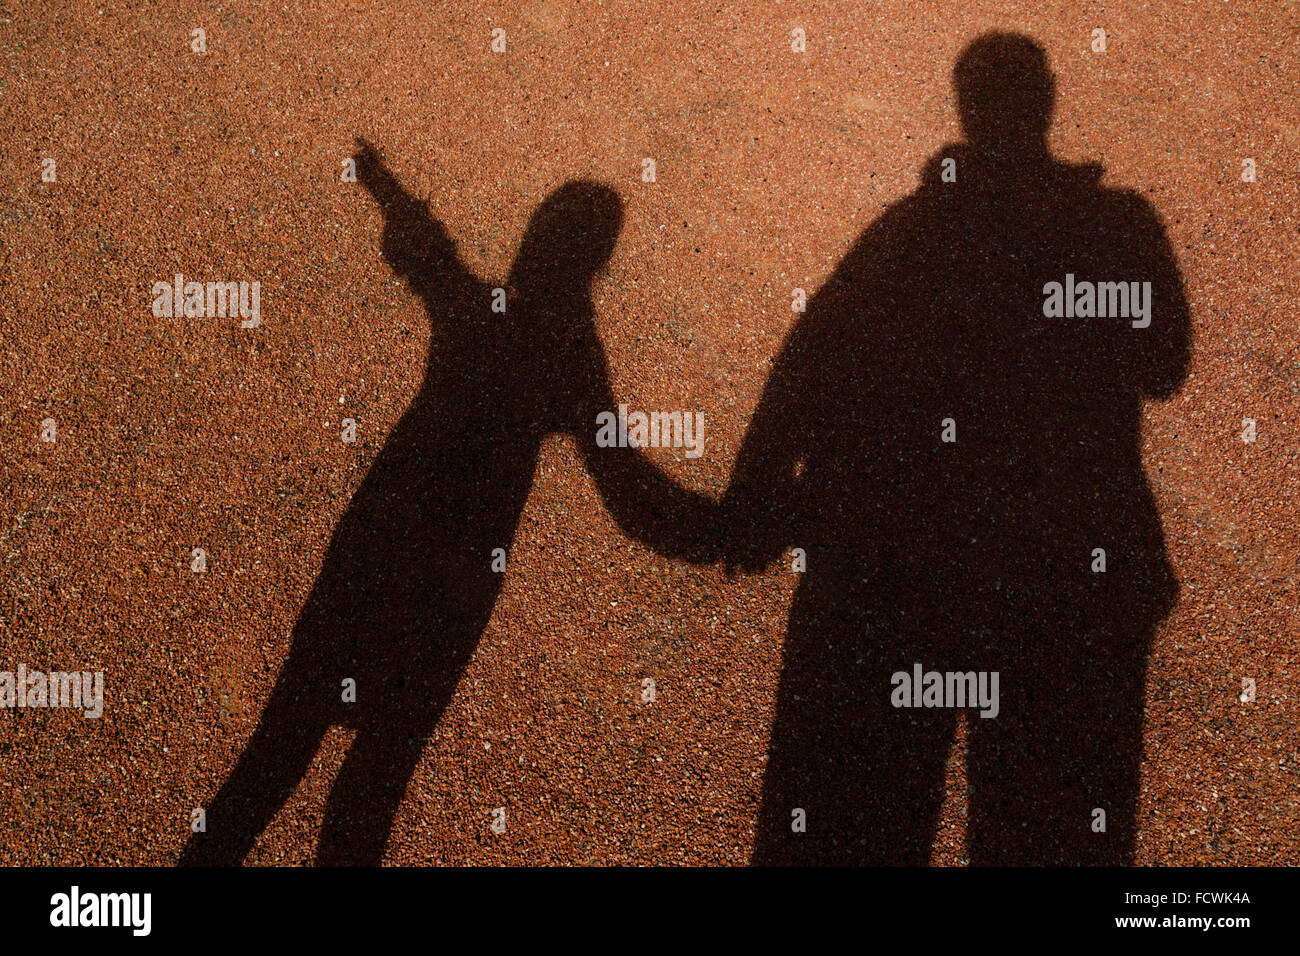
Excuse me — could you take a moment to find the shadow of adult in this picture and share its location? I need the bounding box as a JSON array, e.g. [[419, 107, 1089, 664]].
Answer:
[[181, 141, 714, 866], [725, 32, 1191, 865]]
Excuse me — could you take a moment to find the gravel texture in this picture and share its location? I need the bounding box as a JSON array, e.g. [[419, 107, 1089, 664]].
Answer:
[[0, 1, 1296, 865]]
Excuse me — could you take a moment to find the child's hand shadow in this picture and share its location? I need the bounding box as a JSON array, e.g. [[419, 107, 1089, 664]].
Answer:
[[354, 137, 466, 301]]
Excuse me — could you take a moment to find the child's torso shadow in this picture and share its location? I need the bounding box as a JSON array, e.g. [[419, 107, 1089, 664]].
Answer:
[[180, 153, 626, 865]]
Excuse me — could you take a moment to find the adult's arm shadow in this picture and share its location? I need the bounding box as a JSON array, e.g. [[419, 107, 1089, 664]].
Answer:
[[720, 215, 896, 576]]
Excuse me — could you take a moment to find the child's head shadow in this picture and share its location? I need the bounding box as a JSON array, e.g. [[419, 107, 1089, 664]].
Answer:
[[505, 181, 626, 423], [509, 181, 624, 298]]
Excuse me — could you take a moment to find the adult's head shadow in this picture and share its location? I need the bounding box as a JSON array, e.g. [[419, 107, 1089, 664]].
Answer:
[[726, 31, 1192, 865], [180, 144, 627, 866]]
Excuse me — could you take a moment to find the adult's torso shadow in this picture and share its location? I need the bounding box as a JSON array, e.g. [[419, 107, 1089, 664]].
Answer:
[[728, 34, 1191, 865], [181, 147, 625, 865]]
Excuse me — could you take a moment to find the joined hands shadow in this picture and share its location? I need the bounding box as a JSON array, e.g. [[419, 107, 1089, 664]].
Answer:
[[184, 31, 1189, 867]]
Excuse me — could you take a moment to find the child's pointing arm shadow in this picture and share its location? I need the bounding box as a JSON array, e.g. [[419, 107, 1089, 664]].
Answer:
[[354, 137, 478, 320]]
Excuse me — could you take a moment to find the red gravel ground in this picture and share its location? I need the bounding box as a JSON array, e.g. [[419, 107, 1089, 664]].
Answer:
[[1, 1, 1297, 865]]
